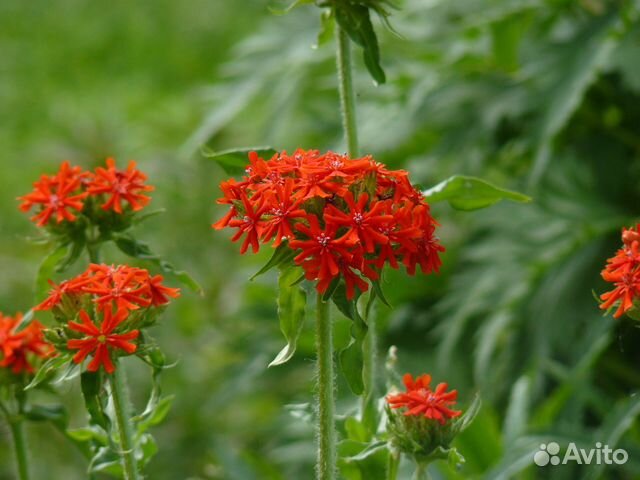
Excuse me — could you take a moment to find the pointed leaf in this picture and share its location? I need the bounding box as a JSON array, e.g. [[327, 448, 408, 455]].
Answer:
[[250, 243, 296, 280], [203, 146, 276, 176], [334, 284, 367, 395], [423, 175, 531, 211], [269, 267, 307, 367]]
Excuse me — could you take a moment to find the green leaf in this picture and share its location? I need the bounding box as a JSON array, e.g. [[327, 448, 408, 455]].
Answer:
[[24, 404, 68, 429], [334, 4, 386, 84], [66, 426, 108, 445], [81, 371, 110, 431], [137, 395, 174, 435], [25, 354, 71, 390], [334, 284, 367, 395], [371, 279, 391, 308], [203, 146, 276, 176], [269, 267, 307, 367], [113, 234, 202, 294], [138, 433, 159, 468], [35, 243, 69, 302], [503, 377, 530, 444], [423, 175, 531, 211], [250, 243, 296, 280], [454, 394, 482, 434], [315, 9, 335, 49]]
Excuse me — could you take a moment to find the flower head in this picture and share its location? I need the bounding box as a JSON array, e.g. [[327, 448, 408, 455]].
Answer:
[[35, 263, 180, 315], [213, 149, 444, 299], [600, 224, 640, 319], [18, 161, 88, 227], [0, 313, 52, 374], [88, 158, 154, 214], [386, 371, 474, 465], [67, 308, 139, 374], [387, 373, 461, 425]]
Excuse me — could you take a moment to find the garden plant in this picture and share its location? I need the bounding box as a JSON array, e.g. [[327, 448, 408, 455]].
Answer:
[[2, 0, 640, 479]]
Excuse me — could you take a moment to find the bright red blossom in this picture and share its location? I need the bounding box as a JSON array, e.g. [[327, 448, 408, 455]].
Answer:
[[213, 149, 444, 299], [0, 313, 52, 374], [387, 373, 461, 425], [35, 263, 180, 314], [88, 158, 154, 214], [600, 224, 640, 318], [18, 161, 88, 227], [67, 308, 139, 374], [18, 158, 155, 227]]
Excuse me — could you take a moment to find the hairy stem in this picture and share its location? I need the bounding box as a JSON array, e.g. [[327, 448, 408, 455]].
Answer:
[[336, 25, 359, 158], [316, 295, 336, 480], [9, 419, 30, 480], [110, 363, 140, 480], [412, 463, 430, 480], [387, 449, 400, 480]]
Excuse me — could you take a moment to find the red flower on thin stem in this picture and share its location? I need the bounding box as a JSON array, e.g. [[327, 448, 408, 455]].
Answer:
[[88, 158, 154, 214], [18, 161, 88, 227], [387, 373, 461, 425], [67, 308, 139, 374]]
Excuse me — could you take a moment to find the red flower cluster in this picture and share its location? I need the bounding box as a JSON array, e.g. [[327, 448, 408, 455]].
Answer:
[[19, 158, 154, 227], [36, 264, 179, 373], [0, 313, 51, 374], [214, 149, 444, 299], [387, 373, 461, 425], [600, 224, 640, 318]]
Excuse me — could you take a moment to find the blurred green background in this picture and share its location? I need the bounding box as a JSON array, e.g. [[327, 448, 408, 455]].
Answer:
[[2, 0, 640, 478]]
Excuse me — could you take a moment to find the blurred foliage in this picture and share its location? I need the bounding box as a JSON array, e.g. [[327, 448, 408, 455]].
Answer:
[[2, 0, 640, 479]]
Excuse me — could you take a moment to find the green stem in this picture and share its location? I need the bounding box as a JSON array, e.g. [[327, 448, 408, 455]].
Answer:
[[316, 295, 336, 480], [9, 419, 30, 480], [6, 388, 29, 480], [412, 463, 430, 480], [361, 292, 377, 419], [387, 449, 400, 480], [336, 25, 359, 158], [110, 363, 140, 480]]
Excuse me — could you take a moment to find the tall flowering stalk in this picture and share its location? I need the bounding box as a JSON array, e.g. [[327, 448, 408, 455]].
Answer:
[[0, 313, 52, 480], [213, 149, 444, 478], [31, 264, 179, 479], [17, 158, 192, 479]]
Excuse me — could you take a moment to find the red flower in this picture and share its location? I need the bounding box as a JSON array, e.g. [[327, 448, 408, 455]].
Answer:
[[600, 224, 640, 318], [387, 373, 461, 425], [83, 264, 152, 311], [18, 161, 88, 227], [67, 308, 139, 374], [0, 313, 52, 374], [34, 275, 93, 311], [324, 192, 393, 253], [290, 216, 356, 294], [213, 149, 445, 296], [88, 158, 154, 214], [227, 192, 267, 254], [148, 274, 181, 306], [260, 179, 306, 246]]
